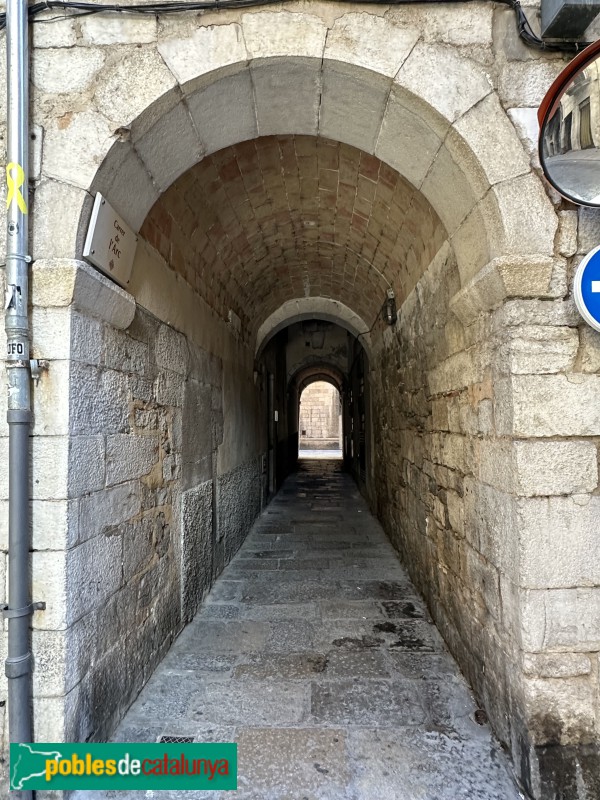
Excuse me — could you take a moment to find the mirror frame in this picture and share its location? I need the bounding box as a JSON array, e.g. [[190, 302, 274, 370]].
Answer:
[[538, 39, 600, 207]]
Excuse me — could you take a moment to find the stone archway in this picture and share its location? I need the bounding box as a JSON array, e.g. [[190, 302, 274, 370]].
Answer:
[[294, 367, 345, 394], [287, 342, 350, 462], [32, 12, 558, 295], [20, 8, 600, 798], [256, 298, 371, 361]]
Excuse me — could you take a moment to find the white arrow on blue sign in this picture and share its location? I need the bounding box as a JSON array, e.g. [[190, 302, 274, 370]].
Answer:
[[574, 245, 600, 333]]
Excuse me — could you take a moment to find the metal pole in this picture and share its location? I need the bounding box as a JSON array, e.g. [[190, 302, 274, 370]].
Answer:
[[5, 0, 34, 794]]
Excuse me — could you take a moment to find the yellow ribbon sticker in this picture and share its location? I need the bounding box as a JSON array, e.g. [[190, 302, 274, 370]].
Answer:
[[6, 162, 28, 214]]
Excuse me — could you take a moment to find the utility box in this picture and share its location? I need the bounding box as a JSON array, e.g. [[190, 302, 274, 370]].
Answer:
[[542, 0, 600, 39]]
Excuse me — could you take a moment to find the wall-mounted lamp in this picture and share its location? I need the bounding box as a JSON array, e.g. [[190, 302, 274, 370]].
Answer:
[[384, 288, 397, 326]]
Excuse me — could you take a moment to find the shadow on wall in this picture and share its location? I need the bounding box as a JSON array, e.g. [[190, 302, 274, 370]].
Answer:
[[57, 294, 265, 744]]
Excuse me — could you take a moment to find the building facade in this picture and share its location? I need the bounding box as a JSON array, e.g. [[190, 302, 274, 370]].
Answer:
[[1, 2, 600, 798]]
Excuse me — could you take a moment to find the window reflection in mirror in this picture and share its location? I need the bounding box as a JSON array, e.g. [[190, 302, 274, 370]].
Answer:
[[540, 57, 600, 206]]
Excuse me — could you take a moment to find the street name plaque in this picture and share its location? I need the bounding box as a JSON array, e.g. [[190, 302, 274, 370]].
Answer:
[[83, 192, 138, 287]]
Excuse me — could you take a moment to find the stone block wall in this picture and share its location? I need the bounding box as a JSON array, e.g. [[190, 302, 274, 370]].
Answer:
[[488, 298, 600, 795], [215, 458, 263, 574], [370, 231, 600, 796], [299, 381, 341, 445], [0, 256, 265, 751], [62, 304, 194, 743]]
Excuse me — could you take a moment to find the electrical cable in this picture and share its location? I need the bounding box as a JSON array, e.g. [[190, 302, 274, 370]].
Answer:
[[347, 297, 388, 377], [497, 0, 588, 52], [0, 0, 591, 52]]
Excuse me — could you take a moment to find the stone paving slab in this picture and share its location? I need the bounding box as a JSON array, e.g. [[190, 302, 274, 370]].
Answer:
[[73, 459, 522, 800], [321, 649, 391, 679], [240, 580, 343, 603], [311, 618, 444, 653], [200, 603, 242, 619], [158, 651, 237, 673], [178, 621, 271, 654], [386, 651, 464, 681], [205, 580, 243, 602], [317, 600, 386, 620], [241, 602, 319, 621], [233, 652, 328, 681], [187, 681, 310, 726], [264, 620, 316, 652], [233, 559, 282, 570], [234, 727, 350, 798], [347, 729, 521, 800], [310, 679, 428, 726]]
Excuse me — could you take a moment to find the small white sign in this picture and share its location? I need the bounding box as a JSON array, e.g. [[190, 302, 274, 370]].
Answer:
[[83, 193, 138, 287]]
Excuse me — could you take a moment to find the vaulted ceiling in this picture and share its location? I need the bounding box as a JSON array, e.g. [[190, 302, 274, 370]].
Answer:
[[140, 135, 448, 340]]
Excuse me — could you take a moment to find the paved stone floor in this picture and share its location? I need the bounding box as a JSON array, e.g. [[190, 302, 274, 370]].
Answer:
[[76, 460, 523, 800]]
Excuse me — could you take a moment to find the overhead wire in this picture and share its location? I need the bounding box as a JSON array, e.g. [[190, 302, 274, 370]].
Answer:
[[0, 0, 592, 51], [497, 0, 587, 51], [347, 297, 390, 377]]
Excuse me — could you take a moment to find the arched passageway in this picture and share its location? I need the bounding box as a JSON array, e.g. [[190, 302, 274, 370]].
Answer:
[[14, 12, 597, 799], [298, 380, 342, 456], [59, 125, 517, 788]]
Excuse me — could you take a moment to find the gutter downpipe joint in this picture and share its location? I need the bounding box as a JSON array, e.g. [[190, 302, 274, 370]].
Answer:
[[4, 0, 37, 795]]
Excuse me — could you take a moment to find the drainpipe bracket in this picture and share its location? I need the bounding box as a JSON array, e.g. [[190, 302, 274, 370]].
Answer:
[[5, 652, 32, 679], [30, 358, 49, 384], [4, 253, 32, 264], [1, 600, 46, 619]]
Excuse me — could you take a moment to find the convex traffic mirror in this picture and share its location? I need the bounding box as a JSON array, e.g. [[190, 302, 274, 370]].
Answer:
[[539, 39, 600, 206]]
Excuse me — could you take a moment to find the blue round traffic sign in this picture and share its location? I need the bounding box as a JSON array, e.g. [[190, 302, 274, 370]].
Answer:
[[574, 245, 600, 332]]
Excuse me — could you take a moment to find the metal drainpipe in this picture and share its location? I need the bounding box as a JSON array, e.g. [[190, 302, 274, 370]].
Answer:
[[4, 0, 42, 795]]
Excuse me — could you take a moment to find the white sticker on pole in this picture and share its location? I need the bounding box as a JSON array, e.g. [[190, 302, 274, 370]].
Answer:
[[574, 244, 600, 333]]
